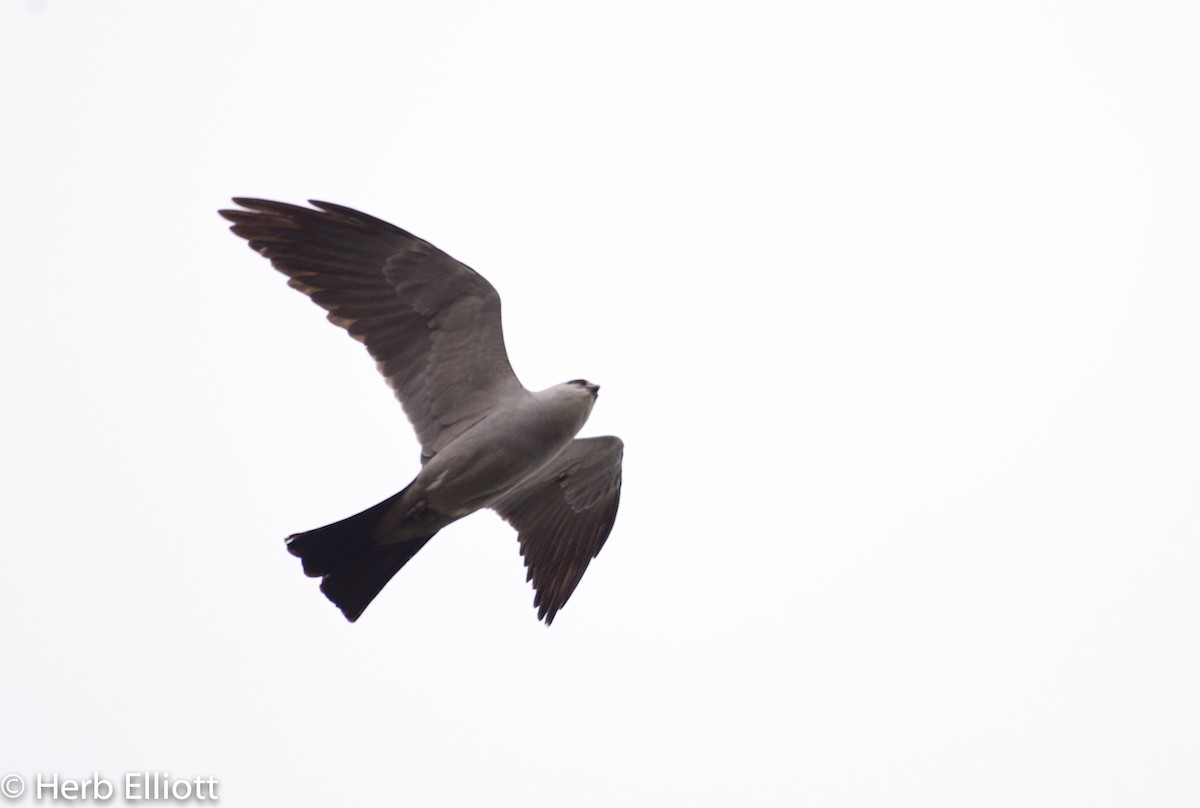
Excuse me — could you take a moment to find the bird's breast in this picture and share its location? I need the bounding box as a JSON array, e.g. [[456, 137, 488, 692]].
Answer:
[[415, 395, 587, 516]]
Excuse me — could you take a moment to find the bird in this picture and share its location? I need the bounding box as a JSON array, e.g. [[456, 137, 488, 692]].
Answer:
[[219, 198, 623, 625]]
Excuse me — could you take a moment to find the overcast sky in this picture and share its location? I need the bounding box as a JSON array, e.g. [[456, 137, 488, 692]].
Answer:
[[2, 2, 1199, 806]]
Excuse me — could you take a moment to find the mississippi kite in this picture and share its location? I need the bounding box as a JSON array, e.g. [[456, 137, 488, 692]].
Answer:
[[219, 199, 623, 624]]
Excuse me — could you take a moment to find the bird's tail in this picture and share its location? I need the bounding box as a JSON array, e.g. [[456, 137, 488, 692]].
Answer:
[[285, 489, 436, 622]]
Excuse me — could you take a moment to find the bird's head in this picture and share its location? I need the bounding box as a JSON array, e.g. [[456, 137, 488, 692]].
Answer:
[[543, 378, 599, 429], [566, 378, 600, 399]]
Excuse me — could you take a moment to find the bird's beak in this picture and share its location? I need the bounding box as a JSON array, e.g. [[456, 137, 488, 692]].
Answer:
[[588, 383, 600, 397]]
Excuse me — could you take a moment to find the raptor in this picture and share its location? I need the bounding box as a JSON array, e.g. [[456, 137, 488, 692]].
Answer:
[[220, 199, 623, 624]]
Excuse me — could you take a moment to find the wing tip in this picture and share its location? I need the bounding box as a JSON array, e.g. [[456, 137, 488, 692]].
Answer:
[[228, 196, 275, 210]]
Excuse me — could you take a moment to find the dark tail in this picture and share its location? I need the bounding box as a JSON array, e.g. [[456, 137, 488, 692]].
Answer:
[[285, 490, 436, 622]]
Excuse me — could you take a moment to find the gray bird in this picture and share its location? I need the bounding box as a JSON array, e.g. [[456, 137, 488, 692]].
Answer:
[[219, 199, 623, 624]]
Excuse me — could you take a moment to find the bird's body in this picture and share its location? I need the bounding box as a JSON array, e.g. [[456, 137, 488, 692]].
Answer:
[[219, 199, 622, 624], [412, 383, 596, 521]]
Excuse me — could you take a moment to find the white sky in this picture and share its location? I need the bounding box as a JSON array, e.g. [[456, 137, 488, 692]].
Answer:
[[2, 1, 1199, 805]]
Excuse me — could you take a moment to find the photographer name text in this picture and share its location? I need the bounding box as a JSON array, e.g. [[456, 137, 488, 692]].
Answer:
[[1, 772, 218, 802]]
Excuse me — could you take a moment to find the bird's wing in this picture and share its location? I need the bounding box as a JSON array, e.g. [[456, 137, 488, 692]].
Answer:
[[491, 436, 624, 624], [219, 198, 526, 460]]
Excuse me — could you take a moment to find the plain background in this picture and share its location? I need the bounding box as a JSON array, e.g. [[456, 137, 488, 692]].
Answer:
[[2, 1, 1198, 805]]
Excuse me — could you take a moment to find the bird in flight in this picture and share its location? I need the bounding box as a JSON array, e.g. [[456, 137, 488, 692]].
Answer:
[[219, 199, 623, 624]]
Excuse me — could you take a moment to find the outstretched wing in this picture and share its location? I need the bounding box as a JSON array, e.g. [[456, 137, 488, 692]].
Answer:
[[492, 436, 624, 624], [219, 198, 526, 460]]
